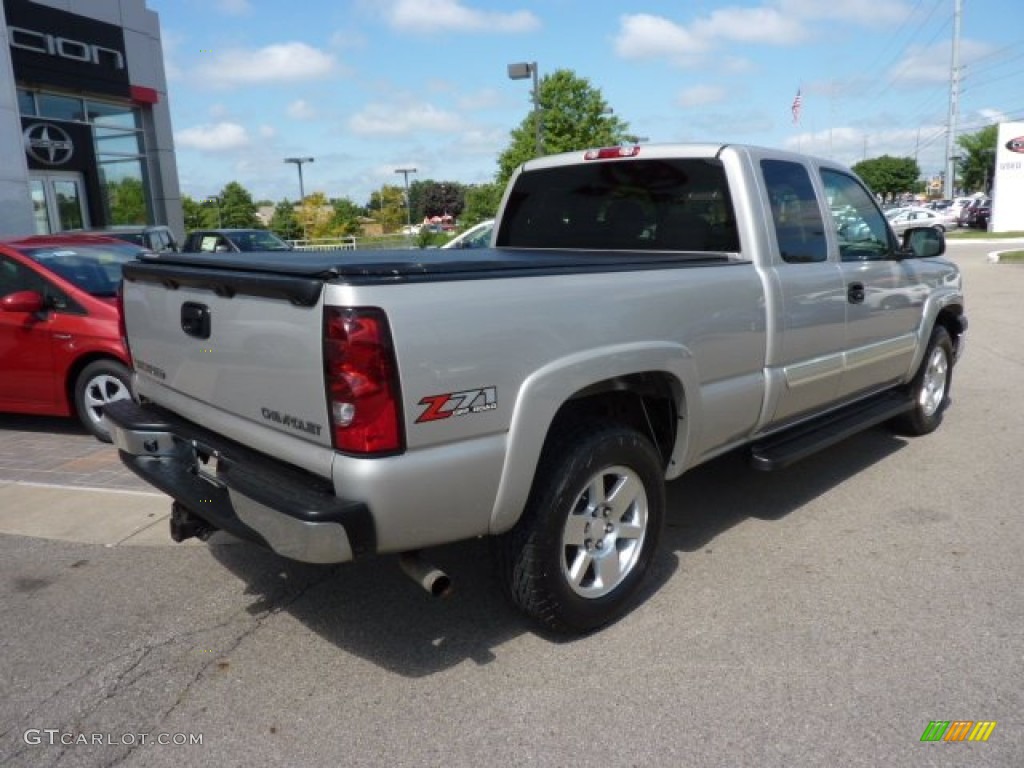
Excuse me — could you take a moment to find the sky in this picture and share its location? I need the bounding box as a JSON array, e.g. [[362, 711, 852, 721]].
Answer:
[[147, 0, 1024, 207]]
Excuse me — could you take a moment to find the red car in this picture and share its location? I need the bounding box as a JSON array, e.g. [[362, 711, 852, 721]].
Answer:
[[0, 234, 144, 441]]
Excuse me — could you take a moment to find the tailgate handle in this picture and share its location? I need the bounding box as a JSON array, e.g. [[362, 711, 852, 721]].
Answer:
[[181, 302, 211, 339]]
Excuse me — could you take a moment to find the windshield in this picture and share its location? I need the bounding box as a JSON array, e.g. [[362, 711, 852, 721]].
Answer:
[[22, 242, 143, 297], [228, 230, 292, 251]]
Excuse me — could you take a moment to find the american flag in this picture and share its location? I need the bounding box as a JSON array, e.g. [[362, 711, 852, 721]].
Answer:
[[791, 89, 802, 124]]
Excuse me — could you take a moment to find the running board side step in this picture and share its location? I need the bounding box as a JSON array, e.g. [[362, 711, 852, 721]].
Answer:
[[749, 392, 914, 471]]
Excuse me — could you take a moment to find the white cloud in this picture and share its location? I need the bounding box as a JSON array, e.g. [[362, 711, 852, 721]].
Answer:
[[348, 102, 463, 136], [287, 99, 317, 120], [258, 125, 276, 139], [616, 2, 909, 66], [891, 40, 995, 86], [677, 85, 727, 108], [382, 0, 539, 33], [195, 43, 335, 87], [176, 122, 250, 151], [615, 14, 710, 62]]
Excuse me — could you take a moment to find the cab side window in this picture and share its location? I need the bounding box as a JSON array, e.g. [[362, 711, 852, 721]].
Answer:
[[761, 159, 828, 264], [820, 169, 892, 261]]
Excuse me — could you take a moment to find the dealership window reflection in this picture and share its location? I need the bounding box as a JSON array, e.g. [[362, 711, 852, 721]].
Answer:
[[99, 159, 149, 225]]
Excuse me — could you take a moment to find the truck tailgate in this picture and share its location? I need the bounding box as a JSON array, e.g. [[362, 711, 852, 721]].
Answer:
[[121, 260, 331, 451]]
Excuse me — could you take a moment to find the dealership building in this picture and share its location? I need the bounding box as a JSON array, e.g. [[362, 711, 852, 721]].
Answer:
[[0, 0, 182, 238]]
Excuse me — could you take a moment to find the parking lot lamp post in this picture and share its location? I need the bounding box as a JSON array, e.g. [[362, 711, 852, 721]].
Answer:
[[507, 61, 542, 157], [285, 157, 314, 241], [284, 157, 314, 203], [395, 167, 417, 233]]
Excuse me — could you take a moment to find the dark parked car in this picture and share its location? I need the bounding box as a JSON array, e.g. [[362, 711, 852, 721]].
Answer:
[[958, 198, 990, 228], [84, 224, 179, 253], [0, 234, 142, 441], [967, 199, 992, 230], [182, 229, 293, 253]]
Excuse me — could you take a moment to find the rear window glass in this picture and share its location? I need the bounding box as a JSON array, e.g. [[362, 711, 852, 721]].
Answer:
[[21, 242, 142, 297], [496, 158, 740, 255]]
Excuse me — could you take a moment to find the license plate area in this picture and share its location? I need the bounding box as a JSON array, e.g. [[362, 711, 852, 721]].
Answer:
[[189, 439, 225, 487]]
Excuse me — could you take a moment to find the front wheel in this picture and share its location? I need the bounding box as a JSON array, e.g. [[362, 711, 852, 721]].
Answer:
[[74, 359, 132, 442], [496, 423, 665, 634], [891, 326, 953, 436]]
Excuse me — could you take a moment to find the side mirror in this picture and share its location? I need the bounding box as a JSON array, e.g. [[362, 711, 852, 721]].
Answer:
[[1, 290, 46, 313], [899, 226, 945, 259]]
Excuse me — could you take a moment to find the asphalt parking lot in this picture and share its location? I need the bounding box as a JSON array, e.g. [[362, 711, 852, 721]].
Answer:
[[0, 240, 1021, 767]]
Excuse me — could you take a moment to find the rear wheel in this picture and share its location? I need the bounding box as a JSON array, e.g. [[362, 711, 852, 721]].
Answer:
[[892, 326, 953, 436], [74, 359, 131, 442], [496, 423, 665, 634]]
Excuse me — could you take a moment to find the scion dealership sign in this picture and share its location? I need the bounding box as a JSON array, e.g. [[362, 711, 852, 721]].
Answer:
[[3, 0, 130, 98], [9, 26, 126, 70], [23, 122, 74, 166]]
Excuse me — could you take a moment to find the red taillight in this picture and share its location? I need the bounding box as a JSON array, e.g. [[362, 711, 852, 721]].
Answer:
[[584, 146, 641, 160], [323, 307, 403, 455]]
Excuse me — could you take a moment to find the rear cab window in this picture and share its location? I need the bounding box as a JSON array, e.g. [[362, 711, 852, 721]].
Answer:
[[496, 158, 741, 256]]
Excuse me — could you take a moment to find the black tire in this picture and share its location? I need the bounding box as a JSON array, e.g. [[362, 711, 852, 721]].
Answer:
[[496, 423, 665, 634], [891, 326, 953, 436], [73, 359, 132, 442]]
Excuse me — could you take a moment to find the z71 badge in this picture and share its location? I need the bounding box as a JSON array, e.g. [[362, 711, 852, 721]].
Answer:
[[416, 386, 497, 423]]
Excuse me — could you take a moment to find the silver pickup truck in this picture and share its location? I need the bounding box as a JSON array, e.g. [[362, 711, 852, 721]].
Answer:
[[105, 144, 966, 634]]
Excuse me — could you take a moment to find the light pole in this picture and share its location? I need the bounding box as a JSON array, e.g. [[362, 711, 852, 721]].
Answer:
[[394, 167, 417, 233], [507, 60, 542, 157], [285, 157, 314, 242], [284, 157, 314, 203]]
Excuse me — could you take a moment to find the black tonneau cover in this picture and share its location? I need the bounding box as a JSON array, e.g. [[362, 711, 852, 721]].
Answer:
[[131, 247, 737, 281]]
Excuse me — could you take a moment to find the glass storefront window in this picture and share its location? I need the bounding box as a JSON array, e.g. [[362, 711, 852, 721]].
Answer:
[[86, 100, 139, 129], [30, 180, 51, 234], [37, 93, 86, 122], [99, 159, 150, 225], [94, 130, 143, 156], [17, 89, 36, 116]]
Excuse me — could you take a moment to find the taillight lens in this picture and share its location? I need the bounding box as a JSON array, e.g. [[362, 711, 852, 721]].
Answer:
[[323, 307, 403, 455]]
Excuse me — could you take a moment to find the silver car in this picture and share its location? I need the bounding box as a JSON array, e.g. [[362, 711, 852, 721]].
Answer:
[[887, 207, 948, 236]]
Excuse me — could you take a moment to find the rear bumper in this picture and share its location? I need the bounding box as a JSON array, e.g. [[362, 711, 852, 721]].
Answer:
[[103, 399, 373, 564]]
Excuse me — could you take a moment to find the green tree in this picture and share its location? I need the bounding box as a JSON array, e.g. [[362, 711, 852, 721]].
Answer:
[[216, 181, 261, 228], [461, 182, 504, 224], [851, 155, 920, 198], [269, 199, 301, 240], [956, 125, 998, 194], [497, 69, 630, 185], [367, 185, 408, 233], [182, 195, 205, 230], [419, 181, 465, 219], [328, 197, 363, 237], [105, 177, 147, 224]]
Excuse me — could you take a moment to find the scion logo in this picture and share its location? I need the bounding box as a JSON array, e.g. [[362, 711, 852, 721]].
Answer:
[[24, 123, 74, 166], [1005, 136, 1024, 154], [417, 386, 497, 423]]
